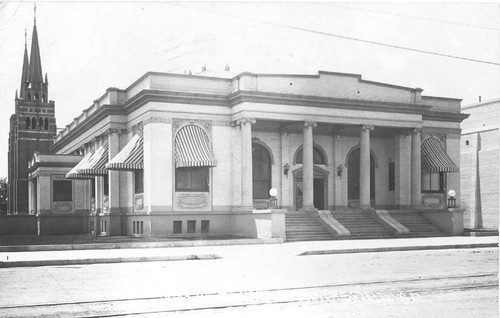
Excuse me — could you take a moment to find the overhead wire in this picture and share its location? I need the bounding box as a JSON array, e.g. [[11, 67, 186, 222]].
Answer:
[[168, 3, 500, 66]]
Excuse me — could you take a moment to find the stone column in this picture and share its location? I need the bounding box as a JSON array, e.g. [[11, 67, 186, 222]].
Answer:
[[107, 128, 122, 235], [302, 121, 317, 211], [411, 128, 422, 207], [360, 125, 373, 208], [238, 117, 256, 210]]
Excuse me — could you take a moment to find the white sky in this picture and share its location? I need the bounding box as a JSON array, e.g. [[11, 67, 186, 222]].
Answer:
[[0, 1, 499, 178]]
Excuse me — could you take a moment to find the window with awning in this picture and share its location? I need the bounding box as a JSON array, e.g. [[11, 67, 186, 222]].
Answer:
[[421, 137, 459, 173], [174, 124, 217, 168], [106, 132, 143, 171], [66, 151, 94, 179], [68, 142, 109, 178]]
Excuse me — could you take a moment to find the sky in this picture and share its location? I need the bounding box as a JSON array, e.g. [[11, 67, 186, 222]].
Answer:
[[0, 1, 499, 178]]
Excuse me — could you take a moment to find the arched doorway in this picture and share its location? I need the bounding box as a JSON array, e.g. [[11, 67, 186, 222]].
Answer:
[[347, 147, 375, 204], [252, 143, 272, 209]]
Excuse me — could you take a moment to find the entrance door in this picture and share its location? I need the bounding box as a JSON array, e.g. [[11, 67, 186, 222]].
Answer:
[[347, 148, 375, 202], [313, 178, 325, 210], [294, 178, 326, 210]]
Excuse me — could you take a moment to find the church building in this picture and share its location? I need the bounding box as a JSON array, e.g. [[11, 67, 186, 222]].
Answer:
[[8, 18, 57, 215]]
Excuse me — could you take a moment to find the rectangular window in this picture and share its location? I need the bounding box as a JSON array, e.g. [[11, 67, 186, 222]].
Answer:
[[173, 221, 182, 234], [103, 175, 109, 196], [140, 221, 144, 234], [175, 167, 209, 192], [133, 221, 136, 234], [388, 162, 395, 191], [187, 220, 196, 233], [53, 180, 72, 201], [135, 170, 144, 194], [201, 220, 210, 234], [422, 172, 444, 192], [91, 178, 96, 199]]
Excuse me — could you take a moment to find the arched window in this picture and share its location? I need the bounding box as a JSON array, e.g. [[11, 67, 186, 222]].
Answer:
[[31, 117, 36, 129], [42, 94, 46, 103], [27, 93, 31, 101], [34, 92, 39, 100], [26, 117, 31, 129], [39, 118, 44, 130], [295, 145, 327, 165], [252, 143, 272, 199], [44, 118, 49, 130]]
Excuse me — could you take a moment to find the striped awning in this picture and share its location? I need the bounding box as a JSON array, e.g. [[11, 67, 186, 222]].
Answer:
[[66, 151, 94, 179], [174, 125, 217, 168], [78, 142, 109, 177], [106, 133, 143, 171], [421, 137, 459, 173]]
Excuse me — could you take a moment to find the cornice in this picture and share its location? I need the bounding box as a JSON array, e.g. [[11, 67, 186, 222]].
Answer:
[[50, 104, 125, 153], [422, 110, 469, 123]]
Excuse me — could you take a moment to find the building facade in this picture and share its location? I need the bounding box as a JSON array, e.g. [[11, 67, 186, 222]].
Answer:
[[460, 98, 500, 230], [27, 70, 467, 238], [8, 20, 57, 215]]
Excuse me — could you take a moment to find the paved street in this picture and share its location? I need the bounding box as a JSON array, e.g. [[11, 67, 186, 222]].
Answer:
[[0, 243, 497, 317]]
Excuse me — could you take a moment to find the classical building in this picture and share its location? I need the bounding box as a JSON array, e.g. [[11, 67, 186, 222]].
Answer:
[[8, 19, 57, 215], [26, 69, 468, 239], [460, 98, 499, 231]]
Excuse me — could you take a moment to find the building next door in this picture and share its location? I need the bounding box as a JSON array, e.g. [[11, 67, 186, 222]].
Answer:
[[347, 147, 375, 205]]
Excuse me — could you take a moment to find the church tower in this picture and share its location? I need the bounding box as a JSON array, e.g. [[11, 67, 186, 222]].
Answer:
[[8, 12, 57, 214]]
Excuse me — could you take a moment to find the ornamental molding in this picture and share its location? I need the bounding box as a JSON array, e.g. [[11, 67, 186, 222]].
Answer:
[[236, 117, 256, 126], [362, 125, 374, 131], [304, 121, 317, 128], [176, 193, 209, 209], [172, 118, 212, 137]]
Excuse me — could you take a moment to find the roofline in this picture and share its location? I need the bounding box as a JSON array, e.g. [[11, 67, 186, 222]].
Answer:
[[462, 98, 500, 109], [422, 95, 462, 102]]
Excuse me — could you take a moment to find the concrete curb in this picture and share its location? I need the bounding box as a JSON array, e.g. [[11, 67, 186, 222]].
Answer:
[[298, 242, 499, 256], [0, 238, 283, 252], [0, 254, 221, 268]]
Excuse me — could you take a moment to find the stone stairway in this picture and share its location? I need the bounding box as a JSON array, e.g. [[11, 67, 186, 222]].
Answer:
[[330, 209, 394, 239], [285, 213, 335, 242], [389, 211, 447, 237]]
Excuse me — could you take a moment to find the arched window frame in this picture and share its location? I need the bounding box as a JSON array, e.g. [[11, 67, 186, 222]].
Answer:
[[31, 117, 36, 130], [39, 118, 44, 130], [26, 117, 31, 129], [293, 143, 329, 166], [252, 141, 273, 200], [44, 118, 49, 130]]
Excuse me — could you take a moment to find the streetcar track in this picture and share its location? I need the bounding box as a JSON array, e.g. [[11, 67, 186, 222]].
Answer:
[[0, 272, 496, 311], [75, 283, 500, 318]]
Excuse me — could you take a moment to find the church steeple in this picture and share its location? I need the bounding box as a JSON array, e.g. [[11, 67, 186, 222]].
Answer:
[[23, 4, 48, 103], [19, 29, 29, 99], [28, 11, 44, 88]]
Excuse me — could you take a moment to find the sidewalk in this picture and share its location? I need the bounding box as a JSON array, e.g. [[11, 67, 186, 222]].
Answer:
[[0, 236, 497, 268]]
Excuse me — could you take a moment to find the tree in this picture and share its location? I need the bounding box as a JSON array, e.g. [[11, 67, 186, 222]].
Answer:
[[0, 177, 7, 214]]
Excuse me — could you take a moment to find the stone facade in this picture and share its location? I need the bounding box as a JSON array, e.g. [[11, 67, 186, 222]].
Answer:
[[26, 70, 467, 237]]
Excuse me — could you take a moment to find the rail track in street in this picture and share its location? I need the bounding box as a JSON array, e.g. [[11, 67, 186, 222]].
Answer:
[[1, 272, 497, 317]]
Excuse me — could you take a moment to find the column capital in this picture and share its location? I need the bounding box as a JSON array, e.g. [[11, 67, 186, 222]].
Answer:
[[304, 121, 317, 128], [236, 117, 256, 125], [361, 125, 374, 131], [106, 128, 121, 135], [412, 128, 423, 135]]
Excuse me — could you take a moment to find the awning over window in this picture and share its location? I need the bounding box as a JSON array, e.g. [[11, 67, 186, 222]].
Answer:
[[77, 142, 109, 177], [421, 137, 459, 173], [66, 151, 94, 179], [174, 125, 217, 168], [106, 133, 143, 171]]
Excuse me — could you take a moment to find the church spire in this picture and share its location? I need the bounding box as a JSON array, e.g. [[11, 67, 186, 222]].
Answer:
[[28, 4, 43, 89], [19, 29, 29, 99]]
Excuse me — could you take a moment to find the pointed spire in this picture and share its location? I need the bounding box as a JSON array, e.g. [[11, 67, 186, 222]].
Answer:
[[19, 29, 30, 99], [29, 4, 43, 88]]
